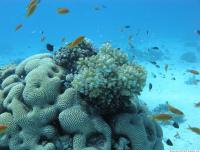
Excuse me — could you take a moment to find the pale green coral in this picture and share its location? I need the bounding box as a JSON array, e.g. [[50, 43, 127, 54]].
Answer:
[[0, 41, 164, 150], [59, 105, 111, 149], [72, 43, 147, 115]]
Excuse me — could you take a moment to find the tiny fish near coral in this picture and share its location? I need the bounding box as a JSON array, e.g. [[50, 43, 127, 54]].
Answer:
[[165, 139, 173, 146], [166, 102, 184, 115], [0, 124, 7, 134], [149, 83, 152, 91], [188, 125, 200, 135], [68, 36, 85, 48], [152, 114, 172, 122], [46, 43, 54, 52], [172, 121, 179, 129]]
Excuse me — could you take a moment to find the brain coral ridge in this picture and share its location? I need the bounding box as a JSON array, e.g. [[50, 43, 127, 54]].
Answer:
[[0, 41, 163, 150]]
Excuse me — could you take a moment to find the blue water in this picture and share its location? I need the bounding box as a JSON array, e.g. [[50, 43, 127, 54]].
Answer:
[[0, 0, 200, 64], [0, 0, 200, 150]]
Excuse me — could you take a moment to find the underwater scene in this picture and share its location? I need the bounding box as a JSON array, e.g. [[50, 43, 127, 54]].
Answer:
[[0, 0, 200, 150]]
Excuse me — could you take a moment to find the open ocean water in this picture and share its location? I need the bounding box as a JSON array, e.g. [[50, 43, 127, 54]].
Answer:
[[0, 0, 200, 150]]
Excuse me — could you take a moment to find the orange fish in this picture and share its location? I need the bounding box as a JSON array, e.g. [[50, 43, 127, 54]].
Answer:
[[194, 102, 200, 107], [15, 24, 23, 31], [57, 8, 70, 14], [69, 36, 85, 48], [28, 0, 37, 8], [188, 125, 200, 135], [152, 114, 172, 121], [187, 69, 199, 75], [164, 64, 168, 72], [0, 125, 7, 134], [166, 102, 184, 115], [26, 1, 37, 17]]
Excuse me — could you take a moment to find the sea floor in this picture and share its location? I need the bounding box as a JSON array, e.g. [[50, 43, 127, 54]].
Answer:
[[139, 39, 200, 150], [0, 38, 200, 150]]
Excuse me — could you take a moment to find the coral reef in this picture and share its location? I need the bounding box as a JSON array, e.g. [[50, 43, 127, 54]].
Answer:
[[0, 41, 163, 150], [53, 39, 97, 73], [111, 112, 163, 150], [72, 43, 147, 115]]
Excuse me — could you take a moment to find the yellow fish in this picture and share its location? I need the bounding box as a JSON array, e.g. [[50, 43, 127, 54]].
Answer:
[[0, 125, 7, 134], [188, 125, 200, 135], [152, 114, 172, 121], [69, 36, 85, 48], [166, 102, 184, 115]]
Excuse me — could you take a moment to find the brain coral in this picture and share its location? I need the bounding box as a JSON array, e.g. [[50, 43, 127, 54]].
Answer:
[[0, 40, 163, 150], [72, 43, 147, 115], [111, 112, 163, 150], [0, 53, 112, 150]]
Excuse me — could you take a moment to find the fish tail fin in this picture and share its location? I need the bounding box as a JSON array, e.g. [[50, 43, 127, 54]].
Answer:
[[187, 124, 191, 129]]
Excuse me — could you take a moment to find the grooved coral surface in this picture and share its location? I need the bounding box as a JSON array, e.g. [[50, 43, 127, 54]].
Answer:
[[0, 41, 164, 150], [111, 112, 163, 150]]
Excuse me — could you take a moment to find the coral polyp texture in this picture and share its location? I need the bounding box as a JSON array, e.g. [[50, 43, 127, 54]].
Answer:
[[53, 39, 97, 73], [72, 43, 147, 115], [0, 40, 163, 150]]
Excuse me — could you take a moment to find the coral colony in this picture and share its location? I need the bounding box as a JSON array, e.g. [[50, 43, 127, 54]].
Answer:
[[0, 39, 163, 150]]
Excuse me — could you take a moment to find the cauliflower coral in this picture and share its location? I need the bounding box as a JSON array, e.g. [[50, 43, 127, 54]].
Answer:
[[71, 43, 147, 115]]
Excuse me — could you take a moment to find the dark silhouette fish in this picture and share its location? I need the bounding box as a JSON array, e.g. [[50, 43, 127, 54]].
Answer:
[[149, 61, 160, 68], [125, 25, 131, 29], [166, 102, 184, 115], [166, 139, 173, 146], [149, 83, 152, 91], [196, 30, 200, 36], [46, 43, 54, 52], [172, 121, 179, 128], [164, 64, 168, 72], [194, 102, 200, 107], [152, 46, 159, 50]]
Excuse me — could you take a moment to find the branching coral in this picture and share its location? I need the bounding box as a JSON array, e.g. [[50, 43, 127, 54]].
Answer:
[[72, 43, 147, 115], [53, 39, 97, 73]]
